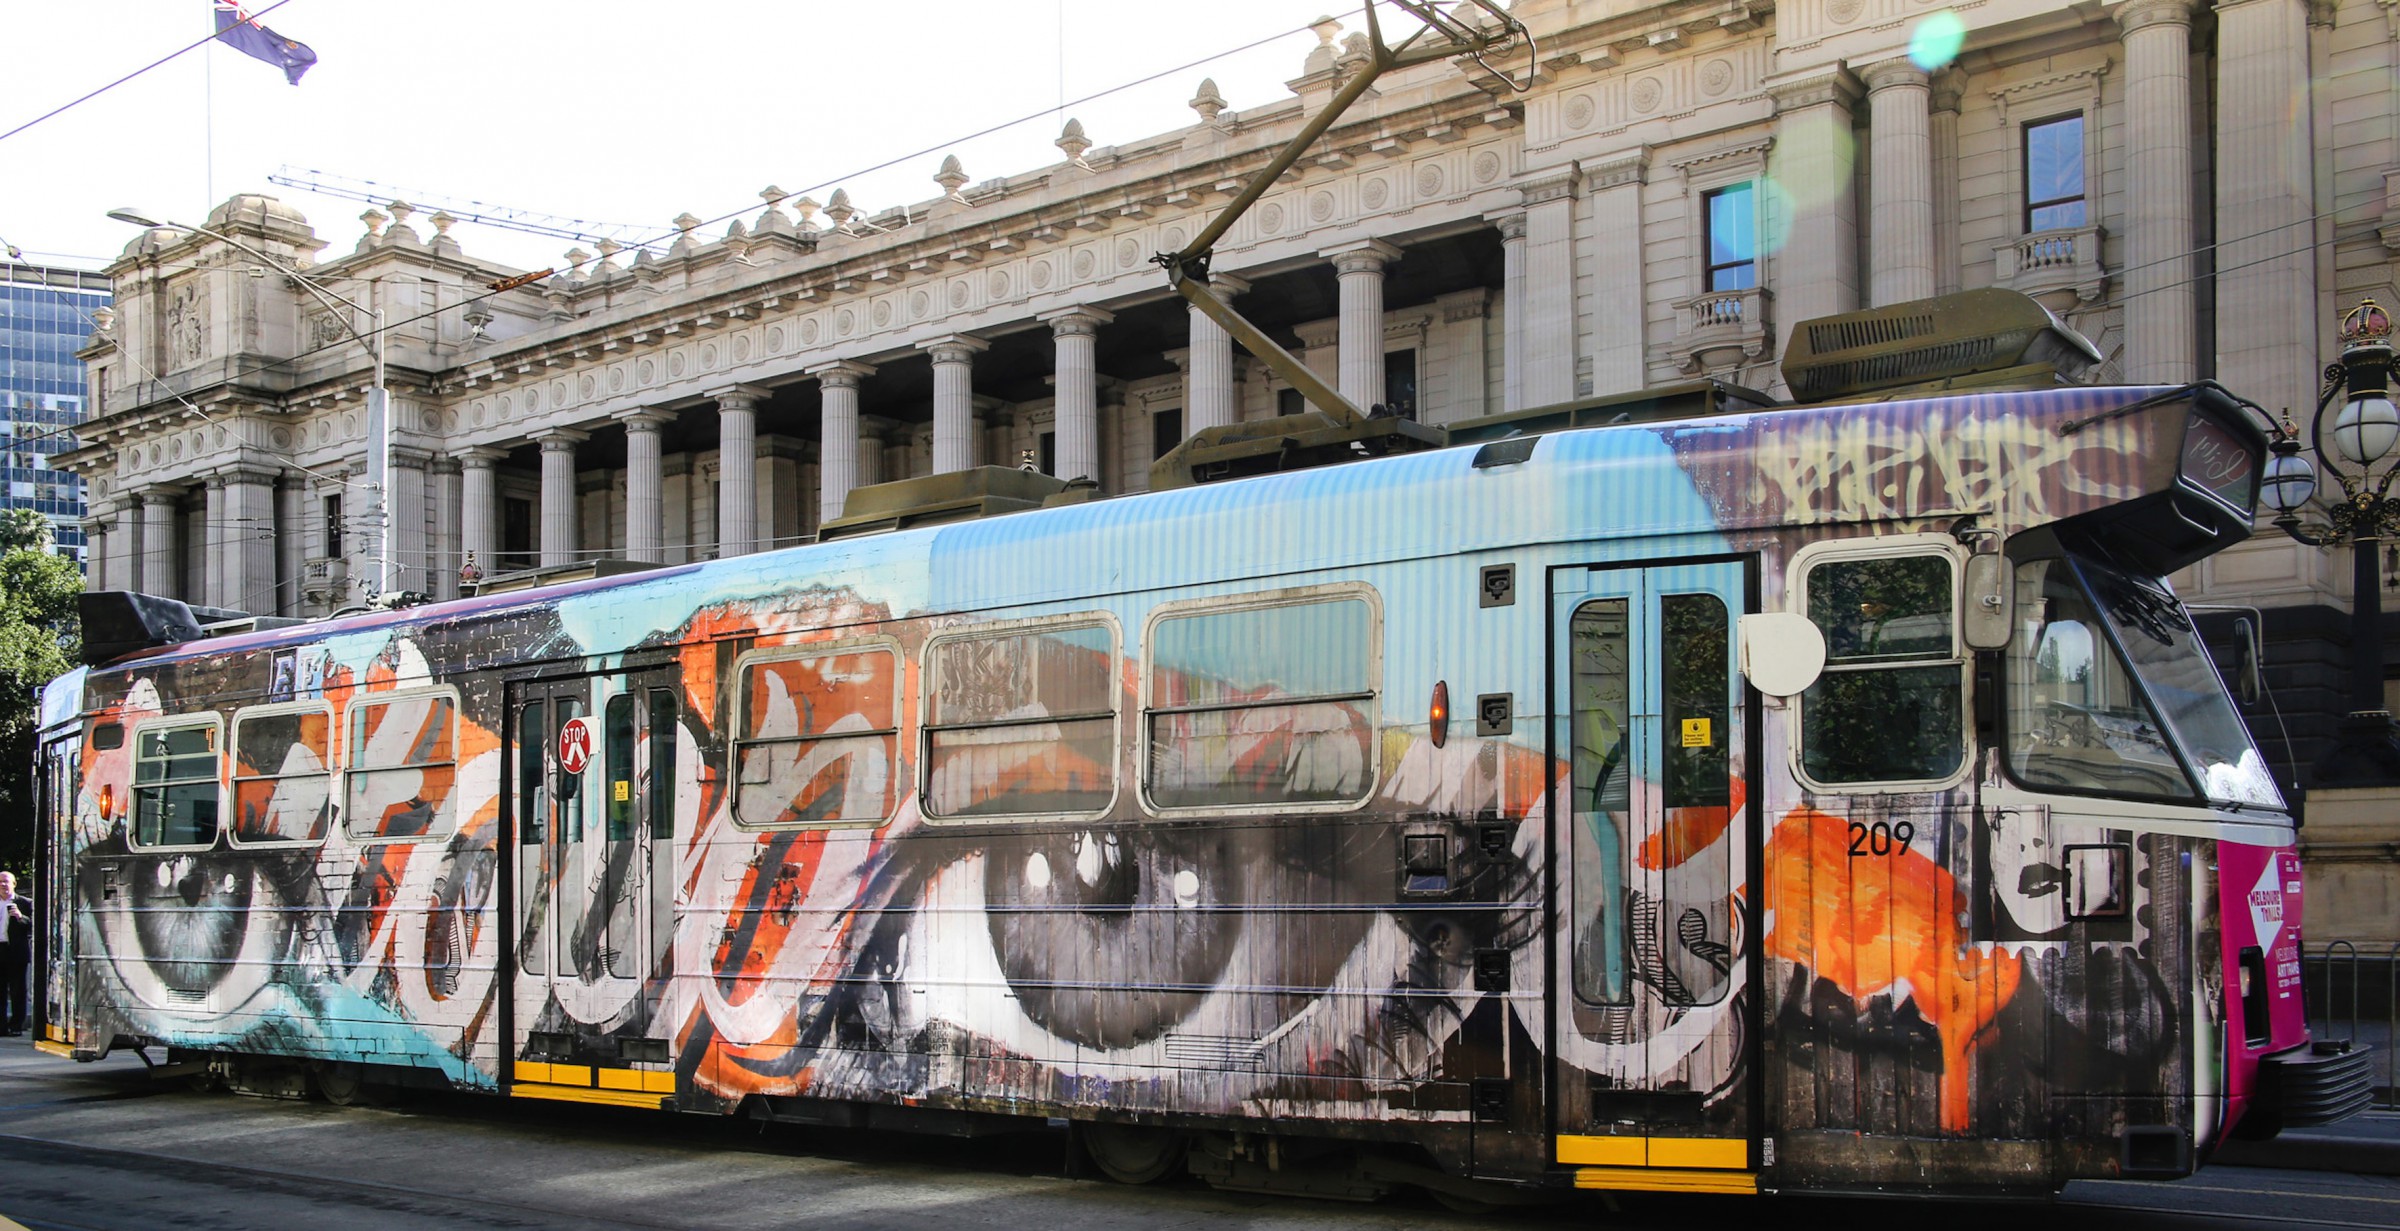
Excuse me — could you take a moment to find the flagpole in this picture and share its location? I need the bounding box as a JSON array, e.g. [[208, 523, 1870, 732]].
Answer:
[[204, 38, 215, 209]]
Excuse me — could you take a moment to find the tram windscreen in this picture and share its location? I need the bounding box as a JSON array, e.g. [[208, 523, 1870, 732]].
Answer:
[[2007, 557, 2283, 810]]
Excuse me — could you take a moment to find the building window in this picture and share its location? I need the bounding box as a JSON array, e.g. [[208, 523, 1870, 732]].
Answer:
[[923, 619, 1118, 820], [1039, 430, 1056, 476], [1278, 387, 1306, 417], [322, 494, 343, 558], [1152, 407, 1183, 460], [230, 704, 334, 845], [1798, 553, 1965, 786], [732, 643, 900, 828], [1703, 183, 1758, 291], [2023, 114, 2086, 232], [131, 717, 221, 850], [1144, 589, 1379, 811], [344, 689, 460, 840], [1381, 349, 1418, 419]]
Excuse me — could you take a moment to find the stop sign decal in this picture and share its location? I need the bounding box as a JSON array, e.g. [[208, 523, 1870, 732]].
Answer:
[[558, 715, 596, 775]]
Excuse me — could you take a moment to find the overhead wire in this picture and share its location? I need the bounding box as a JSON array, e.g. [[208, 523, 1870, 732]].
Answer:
[[0, 0, 300, 146]]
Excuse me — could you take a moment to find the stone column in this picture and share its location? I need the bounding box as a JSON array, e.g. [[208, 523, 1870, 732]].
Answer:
[[459, 448, 502, 579], [219, 466, 277, 615], [809, 361, 875, 523], [710, 385, 765, 557], [1929, 71, 1964, 296], [1865, 60, 1936, 307], [1584, 150, 1649, 397], [276, 474, 306, 614], [1490, 211, 1528, 411], [140, 488, 177, 599], [1325, 241, 1402, 411], [1767, 67, 1863, 343], [2215, 0, 2316, 401], [1041, 308, 1114, 481], [429, 458, 462, 600], [920, 336, 988, 474], [537, 429, 587, 568], [856, 415, 897, 487], [2120, 0, 2198, 383], [1184, 273, 1249, 432], [202, 475, 228, 609], [618, 410, 668, 563], [1517, 173, 1579, 407], [387, 449, 428, 597]]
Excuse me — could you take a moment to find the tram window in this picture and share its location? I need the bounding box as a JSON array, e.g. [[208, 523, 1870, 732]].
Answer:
[[130, 718, 221, 849], [733, 645, 900, 828], [517, 701, 545, 845], [229, 705, 334, 845], [2004, 558, 2198, 801], [1146, 592, 1377, 811], [344, 690, 460, 840], [1799, 554, 1966, 785], [605, 694, 638, 841], [648, 688, 677, 839], [925, 620, 1117, 820], [1569, 598, 1633, 1006]]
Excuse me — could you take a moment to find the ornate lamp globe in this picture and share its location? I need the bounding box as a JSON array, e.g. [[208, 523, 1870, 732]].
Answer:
[[2261, 438, 2318, 515], [2333, 298, 2399, 467]]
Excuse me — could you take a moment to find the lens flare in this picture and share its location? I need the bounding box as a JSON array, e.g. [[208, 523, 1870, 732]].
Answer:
[[1910, 10, 1967, 71]]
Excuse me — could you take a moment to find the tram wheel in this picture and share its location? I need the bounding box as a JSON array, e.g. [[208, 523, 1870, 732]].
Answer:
[[311, 1061, 366, 1106], [1083, 1124, 1186, 1185]]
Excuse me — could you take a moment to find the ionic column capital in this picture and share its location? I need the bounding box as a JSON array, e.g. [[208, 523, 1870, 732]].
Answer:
[[1486, 209, 1529, 242], [1861, 59, 1931, 94], [458, 446, 508, 469], [614, 409, 672, 432], [2116, 0, 2196, 34], [1039, 305, 1116, 337], [536, 427, 590, 452], [1323, 238, 1403, 276], [918, 333, 989, 364], [704, 382, 770, 412], [805, 359, 877, 388]]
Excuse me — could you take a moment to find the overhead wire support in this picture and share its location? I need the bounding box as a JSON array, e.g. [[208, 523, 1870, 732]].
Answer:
[[267, 167, 657, 249], [1156, 1, 1530, 429]]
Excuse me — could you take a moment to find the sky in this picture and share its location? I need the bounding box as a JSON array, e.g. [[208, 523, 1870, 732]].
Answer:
[[2, 0, 1357, 276]]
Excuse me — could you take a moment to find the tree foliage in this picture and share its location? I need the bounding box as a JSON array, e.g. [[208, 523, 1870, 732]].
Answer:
[[0, 508, 82, 872]]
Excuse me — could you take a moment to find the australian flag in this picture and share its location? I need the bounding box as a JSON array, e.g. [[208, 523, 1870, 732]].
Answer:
[[213, 2, 317, 85]]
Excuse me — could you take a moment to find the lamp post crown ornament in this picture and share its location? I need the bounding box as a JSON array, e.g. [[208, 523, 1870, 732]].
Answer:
[[2342, 297, 2392, 350]]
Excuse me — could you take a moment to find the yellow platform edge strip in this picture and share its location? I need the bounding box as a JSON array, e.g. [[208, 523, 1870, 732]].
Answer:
[[31, 1039, 73, 1060], [597, 1067, 676, 1094], [1573, 1166, 1759, 1195], [510, 1083, 667, 1110], [1555, 1135, 1747, 1169]]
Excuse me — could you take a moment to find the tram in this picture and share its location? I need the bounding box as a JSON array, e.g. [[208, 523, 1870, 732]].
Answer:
[[25, 283, 2375, 1201]]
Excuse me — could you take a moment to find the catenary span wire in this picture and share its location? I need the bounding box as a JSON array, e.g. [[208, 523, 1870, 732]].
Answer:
[[3, 8, 1349, 455], [0, 1, 300, 146]]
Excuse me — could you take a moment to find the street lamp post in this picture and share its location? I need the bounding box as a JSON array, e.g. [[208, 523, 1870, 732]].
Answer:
[[2259, 297, 2400, 786], [106, 207, 392, 607]]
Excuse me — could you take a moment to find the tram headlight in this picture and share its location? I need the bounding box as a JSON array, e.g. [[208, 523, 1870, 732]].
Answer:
[[2260, 442, 2317, 515]]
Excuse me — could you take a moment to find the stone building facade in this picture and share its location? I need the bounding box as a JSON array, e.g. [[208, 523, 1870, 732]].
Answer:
[[60, 0, 2400, 769]]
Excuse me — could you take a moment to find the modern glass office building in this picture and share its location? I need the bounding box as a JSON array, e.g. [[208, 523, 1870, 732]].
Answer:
[[1, 261, 109, 560]]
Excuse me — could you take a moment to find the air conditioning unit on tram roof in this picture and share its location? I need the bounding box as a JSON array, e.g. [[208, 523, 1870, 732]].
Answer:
[[1780, 288, 2104, 404]]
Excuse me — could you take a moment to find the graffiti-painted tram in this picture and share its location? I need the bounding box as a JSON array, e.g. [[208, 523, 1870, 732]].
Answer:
[[28, 292, 2373, 1201]]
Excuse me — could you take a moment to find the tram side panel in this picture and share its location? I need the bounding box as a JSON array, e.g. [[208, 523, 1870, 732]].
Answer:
[[64, 644, 505, 1090]]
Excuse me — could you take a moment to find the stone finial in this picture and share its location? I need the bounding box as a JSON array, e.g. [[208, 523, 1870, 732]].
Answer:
[[793, 195, 822, 232], [1304, 15, 1341, 75], [91, 305, 116, 333], [1339, 31, 1369, 64], [673, 212, 702, 237], [429, 210, 456, 236], [760, 184, 788, 209], [594, 237, 622, 271], [1189, 77, 1227, 122], [755, 185, 791, 233], [935, 155, 970, 199], [825, 189, 856, 228], [360, 207, 388, 238], [1056, 117, 1092, 165], [387, 199, 414, 225], [566, 246, 591, 273]]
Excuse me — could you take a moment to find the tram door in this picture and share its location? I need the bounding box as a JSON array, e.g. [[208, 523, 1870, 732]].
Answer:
[[508, 667, 681, 1102], [1548, 561, 1758, 1176], [33, 731, 79, 1049]]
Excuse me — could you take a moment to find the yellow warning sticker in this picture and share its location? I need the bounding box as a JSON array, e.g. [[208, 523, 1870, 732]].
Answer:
[[1680, 718, 1712, 748], [613, 780, 631, 802]]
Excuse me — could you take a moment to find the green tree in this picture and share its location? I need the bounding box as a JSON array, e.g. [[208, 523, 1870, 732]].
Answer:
[[0, 508, 82, 873]]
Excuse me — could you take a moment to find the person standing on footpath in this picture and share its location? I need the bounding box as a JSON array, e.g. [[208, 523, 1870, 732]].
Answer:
[[0, 871, 30, 1036]]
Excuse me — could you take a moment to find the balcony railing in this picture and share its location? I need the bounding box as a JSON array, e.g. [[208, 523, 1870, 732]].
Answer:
[[1672, 284, 1773, 374], [1993, 224, 2106, 314]]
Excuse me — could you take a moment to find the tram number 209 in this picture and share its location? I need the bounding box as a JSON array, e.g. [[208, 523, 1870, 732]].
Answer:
[[1847, 820, 1916, 858]]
